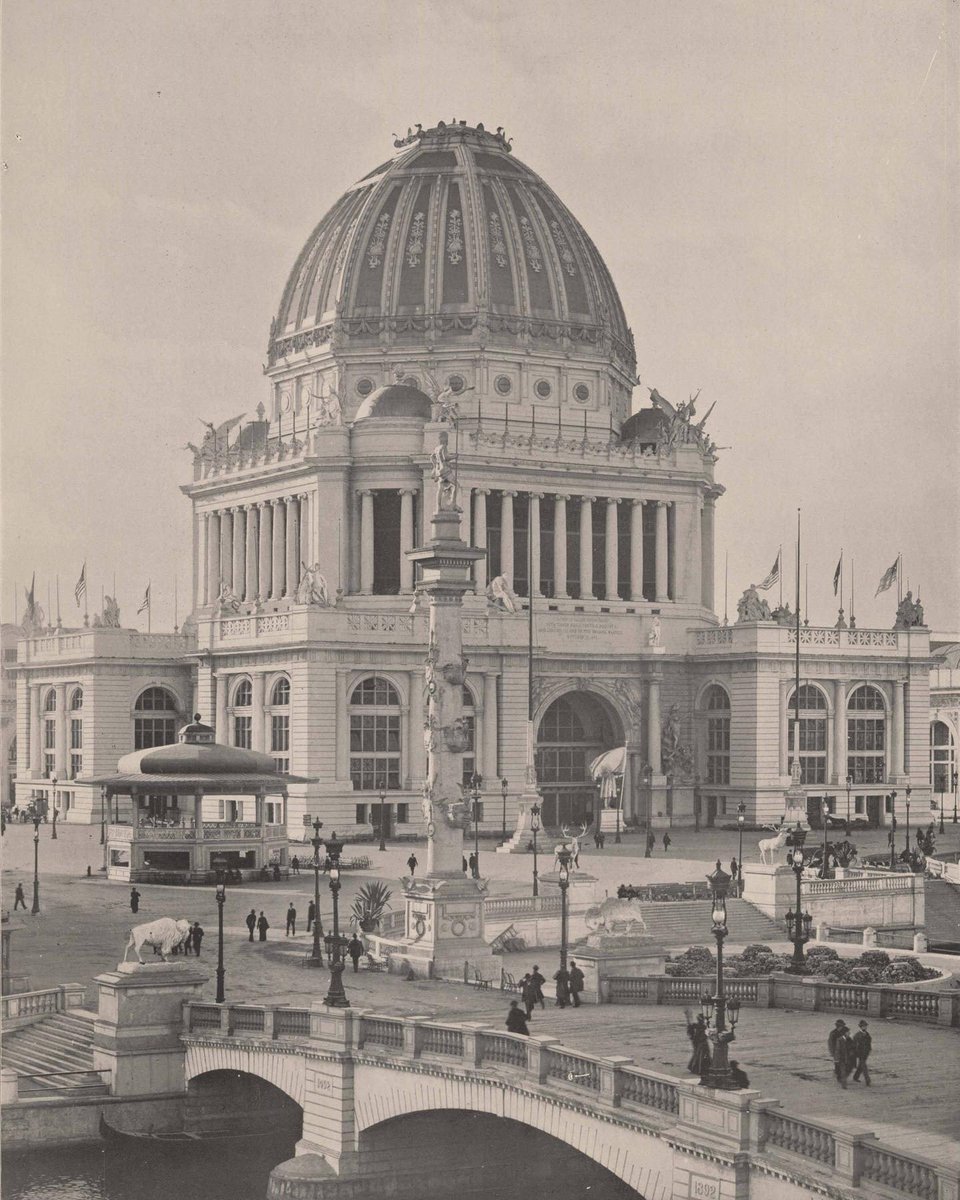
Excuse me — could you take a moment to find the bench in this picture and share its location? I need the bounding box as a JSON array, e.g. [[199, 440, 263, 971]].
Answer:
[[365, 952, 386, 972]]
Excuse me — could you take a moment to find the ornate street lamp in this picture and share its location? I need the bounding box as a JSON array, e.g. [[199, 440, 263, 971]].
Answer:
[[953, 770, 958, 824], [31, 813, 42, 914], [736, 801, 746, 896], [904, 785, 912, 864], [700, 861, 741, 1089], [213, 857, 227, 1004], [888, 791, 898, 869], [615, 774, 623, 844], [820, 797, 830, 879], [100, 785, 106, 846], [785, 826, 812, 973], [469, 773, 482, 877], [530, 802, 541, 898], [557, 844, 572, 974], [500, 777, 508, 844], [51, 776, 58, 839], [323, 832, 350, 1008], [845, 774, 853, 837], [306, 818, 325, 968], [940, 786, 946, 836], [377, 785, 387, 853]]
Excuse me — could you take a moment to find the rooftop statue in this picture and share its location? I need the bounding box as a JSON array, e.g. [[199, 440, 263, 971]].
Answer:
[[296, 564, 330, 607], [894, 590, 926, 629], [486, 575, 519, 613], [737, 584, 773, 623], [430, 432, 459, 511], [649, 386, 718, 454], [771, 603, 794, 627], [93, 595, 121, 628]]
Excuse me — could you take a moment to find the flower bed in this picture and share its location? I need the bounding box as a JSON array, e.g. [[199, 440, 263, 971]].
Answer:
[[665, 944, 941, 984]]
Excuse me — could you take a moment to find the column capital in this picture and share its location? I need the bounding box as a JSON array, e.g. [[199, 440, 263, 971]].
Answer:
[[270, 497, 283, 508], [476, 487, 491, 496], [528, 491, 544, 501], [243, 502, 255, 511], [397, 488, 417, 496], [580, 494, 596, 504], [357, 488, 374, 497], [298, 491, 309, 501], [632, 497, 645, 507], [656, 498, 672, 508], [554, 493, 570, 502], [284, 494, 296, 506], [502, 489, 517, 498], [606, 496, 622, 506]]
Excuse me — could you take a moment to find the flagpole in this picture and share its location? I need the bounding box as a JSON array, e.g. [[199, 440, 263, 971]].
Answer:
[[723, 551, 728, 625], [804, 565, 809, 627], [840, 549, 844, 615], [897, 552, 902, 604], [793, 509, 801, 780], [47, 582, 52, 631], [779, 543, 783, 608], [174, 576, 179, 633], [56, 575, 61, 628], [850, 559, 855, 629]]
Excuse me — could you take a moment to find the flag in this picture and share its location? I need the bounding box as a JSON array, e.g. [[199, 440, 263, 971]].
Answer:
[[74, 562, 87, 607], [137, 583, 151, 614], [832, 554, 842, 596], [757, 551, 780, 591], [874, 558, 899, 597]]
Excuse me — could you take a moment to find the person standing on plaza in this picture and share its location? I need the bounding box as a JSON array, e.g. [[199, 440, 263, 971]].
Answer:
[[598, 831, 605, 849], [347, 934, 363, 972], [852, 1020, 872, 1086], [307, 899, 316, 934], [182, 923, 194, 955], [828, 1019, 853, 1088], [191, 922, 204, 957], [256, 911, 269, 941], [505, 1000, 531, 1036], [553, 965, 571, 1008], [645, 830, 656, 857], [684, 1009, 711, 1080], [568, 960, 585, 1008], [285, 903, 297, 937], [729, 857, 739, 883], [729, 1060, 750, 1089], [406, 851, 418, 876], [520, 973, 538, 1019], [662, 831, 671, 853], [246, 909, 257, 941], [291, 855, 300, 875], [130, 887, 141, 914], [13, 883, 26, 910], [530, 965, 546, 1009], [462, 855, 468, 874], [468, 851, 479, 879]]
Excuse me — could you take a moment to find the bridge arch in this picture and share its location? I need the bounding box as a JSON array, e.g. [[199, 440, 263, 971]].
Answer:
[[184, 1042, 306, 1108]]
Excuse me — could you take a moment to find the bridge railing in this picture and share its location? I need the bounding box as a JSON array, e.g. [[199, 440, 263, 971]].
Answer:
[[604, 974, 959, 1025], [2, 983, 88, 1030]]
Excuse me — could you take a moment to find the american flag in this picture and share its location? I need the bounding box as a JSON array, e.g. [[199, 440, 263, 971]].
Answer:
[[74, 562, 86, 607], [874, 558, 899, 597], [137, 583, 151, 614], [757, 551, 780, 591]]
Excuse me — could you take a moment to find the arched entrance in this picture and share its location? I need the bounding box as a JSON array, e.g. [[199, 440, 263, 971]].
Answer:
[[185, 1070, 302, 1140], [536, 691, 624, 828]]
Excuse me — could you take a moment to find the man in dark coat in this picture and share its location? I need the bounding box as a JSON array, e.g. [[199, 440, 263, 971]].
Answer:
[[568, 960, 585, 1007], [852, 1020, 872, 1085], [662, 831, 671, 853], [347, 934, 363, 972], [306, 900, 316, 933], [505, 1000, 530, 1036], [685, 1010, 711, 1079], [129, 887, 141, 914], [729, 1060, 750, 1089], [530, 965, 546, 1009], [406, 852, 418, 876], [291, 855, 300, 875], [182, 923, 193, 955], [828, 1019, 853, 1087], [462, 855, 468, 874], [520, 974, 538, 1018], [246, 909, 257, 941], [285, 904, 297, 936], [468, 852, 479, 879], [554, 966, 571, 1008], [191, 922, 204, 956], [13, 883, 26, 910], [645, 830, 656, 857], [256, 911, 269, 942]]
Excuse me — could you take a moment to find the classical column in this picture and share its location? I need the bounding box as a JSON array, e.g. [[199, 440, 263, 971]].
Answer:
[[29, 685, 41, 774], [215, 674, 228, 744], [647, 677, 662, 775], [232, 507, 246, 597], [461, 487, 472, 547], [299, 493, 310, 570], [474, 490, 489, 590], [285, 496, 299, 599], [271, 499, 286, 600], [244, 505, 258, 602], [655, 501, 669, 602], [529, 492, 542, 597], [833, 679, 846, 784], [605, 498, 619, 601], [400, 701, 411, 788], [408, 670, 426, 786], [258, 502, 273, 602], [579, 496, 594, 599], [779, 678, 790, 776], [892, 681, 905, 779], [251, 673, 266, 753], [630, 499, 644, 601], [54, 683, 67, 777], [500, 491, 515, 586], [198, 512, 208, 606], [701, 498, 716, 611], [359, 491, 375, 594], [206, 512, 221, 605], [399, 490, 415, 593], [553, 494, 568, 598], [336, 669, 350, 781], [684, 500, 702, 604], [220, 509, 234, 593], [483, 671, 499, 780]]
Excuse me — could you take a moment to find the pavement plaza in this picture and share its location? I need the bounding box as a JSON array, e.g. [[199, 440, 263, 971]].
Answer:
[[3, 822, 959, 1165]]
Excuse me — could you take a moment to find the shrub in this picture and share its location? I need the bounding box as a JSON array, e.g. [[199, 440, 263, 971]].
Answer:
[[879, 963, 916, 984], [669, 947, 716, 976], [806, 946, 840, 961], [848, 967, 874, 985], [740, 944, 774, 960], [858, 950, 891, 970]]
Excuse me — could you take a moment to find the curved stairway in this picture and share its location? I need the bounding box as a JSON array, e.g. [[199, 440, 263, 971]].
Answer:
[[631, 898, 783, 947], [2, 1009, 108, 1097]]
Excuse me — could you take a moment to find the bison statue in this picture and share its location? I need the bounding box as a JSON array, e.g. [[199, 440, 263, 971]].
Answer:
[[124, 917, 192, 964]]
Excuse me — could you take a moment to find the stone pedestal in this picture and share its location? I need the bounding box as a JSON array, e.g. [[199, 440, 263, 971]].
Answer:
[[538, 871, 601, 905], [574, 935, 667, 1004], [394, 875, 491, 978], [740, 863, 795, 920], [92, 961, 207, 1100]]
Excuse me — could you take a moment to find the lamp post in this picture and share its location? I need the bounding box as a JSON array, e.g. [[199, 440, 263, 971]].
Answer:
[[323, 832, 350, 1008], [530, 802, 541, 898], [500, 777, 508, 844], [307, 818, 325, 967], [31, 813, 42, 914], [377, 786, 387, 853], [700, 860, 741, 1089], [820, 797, 830, 879], [953, 770, 958, 824], [904, 785, 911, 864], [888, 791, 898, 869], [785, 825, 812, 973], [213, 857, 227, 1004], [100, 785, 106, 845], [736, 801, 745, 896], [470, 772, 482, 877], [557, 844, 572, 973], [845, 774, 853, 837], [615, 774, 623, 844], [940, 786, 946, 836], [51, 777, 58, 839]]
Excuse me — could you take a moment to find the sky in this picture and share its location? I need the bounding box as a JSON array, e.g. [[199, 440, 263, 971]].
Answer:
[[2, 0, 957, 633]]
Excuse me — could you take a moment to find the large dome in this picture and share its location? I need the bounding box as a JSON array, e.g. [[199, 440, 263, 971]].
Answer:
[[269, 122, 635, 376]]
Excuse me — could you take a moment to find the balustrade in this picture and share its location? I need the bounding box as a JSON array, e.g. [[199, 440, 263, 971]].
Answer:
[[275, 1009, 312, 1037], [361, 1017, 404, 1050], [861, 1147, 938, 1200], [619, 1070, 679, 1114], [819, 984, 870, 1013], [545, 1050, 601, 1091], [478, 1032, 527, 1067], [188, 1005, 223, 1031], [231, 1007, 266, 1033], [764, 1113, 835, 1164], [420, 1026, 464, 1057]]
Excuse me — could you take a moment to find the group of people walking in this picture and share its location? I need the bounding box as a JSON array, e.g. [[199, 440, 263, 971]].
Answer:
[[506, 960, 587, 1035], [828, 1018, 873, 1087]]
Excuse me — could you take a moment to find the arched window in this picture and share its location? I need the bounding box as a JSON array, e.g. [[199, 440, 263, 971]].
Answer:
[[788, 685, 827, 785], [269, 676, 291, 772], [847, 686, 886, 785], [461, 685, 476, 786], [349, 676, 401, 791], [44, 689, 57, 712], [69, 688, 83, 778], [231, 677, 253, 749], [70, 687, 83, 710], [931, 721, 955, 797], [134, 687, 179, 750], [703, 685, 730, 785]]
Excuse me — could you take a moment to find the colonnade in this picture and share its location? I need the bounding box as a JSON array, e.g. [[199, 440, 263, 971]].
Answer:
[[201, 494, 311, 605]]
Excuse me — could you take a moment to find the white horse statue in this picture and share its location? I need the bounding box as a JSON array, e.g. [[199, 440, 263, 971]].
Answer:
[[758, 824, 790, 865]]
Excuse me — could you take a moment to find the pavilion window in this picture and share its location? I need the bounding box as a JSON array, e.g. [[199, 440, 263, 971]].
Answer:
[[566, 499, 581, 598], [372, 490, 401, 595], [461, 685, 476, 786], [44, 690, 56, 713], [349, 676, 401, 792], [69, 717, 83, 779], [930, 720, 954, 795], [513, 493, 529, 597], [847, 685, 885, 785], [232, 677, 252, 749], [787, 684, 827, 785], [540, 498, 555, 597], [703, 685, 731, 785], [591, 499, 605, 598], [641, 502, 657, 600], [269, 676, 291, 773], [617, 502, 631, 601], [265, 800, 284, 825], [486, 492, 502, 581], [134, 687, 179, 750], [396, 803, 409, 824]]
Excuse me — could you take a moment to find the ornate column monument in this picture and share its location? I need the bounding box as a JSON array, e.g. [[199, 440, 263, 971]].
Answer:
[[395, 431, 493, 978]]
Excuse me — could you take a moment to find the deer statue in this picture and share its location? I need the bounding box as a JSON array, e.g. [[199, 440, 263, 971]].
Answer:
[[555, 823, 589, 871], [758, 823, 790, 866]]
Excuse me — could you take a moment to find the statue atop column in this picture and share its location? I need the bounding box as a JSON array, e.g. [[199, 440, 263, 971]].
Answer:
[[430, 432, 459, 511], [894, 591, 925, 629]]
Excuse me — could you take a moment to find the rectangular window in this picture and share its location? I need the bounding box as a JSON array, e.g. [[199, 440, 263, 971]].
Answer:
[[44, 754, 55, 777], [70, 719, 83, 750], [461, 714, 476, 786], [135, 717, 176, 750], [265, 800, 283, 825], [847, 756, 885, 785], [396, 803, 409, 824], [854, 796, 865, 814], [271, 714, 289, 753], [234, 715, 252, 749], [272, 756, 290, 775], [44, 720, 56, 750], [355, 803, 368, 826], [70, 753, 82, 779], [706, 715, 730, 785], [349, 713, 401, 791]]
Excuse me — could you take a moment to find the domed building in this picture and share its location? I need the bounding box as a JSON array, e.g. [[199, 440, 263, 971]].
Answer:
[[12, 123, 935, 844]]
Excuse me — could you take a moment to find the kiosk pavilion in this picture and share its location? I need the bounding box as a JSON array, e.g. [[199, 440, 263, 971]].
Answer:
[[11, 122, 935, 840]]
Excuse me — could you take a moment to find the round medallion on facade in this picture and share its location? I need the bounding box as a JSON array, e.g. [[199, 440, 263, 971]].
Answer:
[[495, 375, 512, 396], [356, 378, 374, 397], [448, 374, 466, 394], [402, 375, 420, 389], [574, 383, 590, 403], [535, 379, 552, 399]]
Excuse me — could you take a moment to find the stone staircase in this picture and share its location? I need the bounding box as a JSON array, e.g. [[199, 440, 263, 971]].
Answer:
[[2, 1009, 108, 1097], [925, 879, 960, 948], [632, 898, 783, 948]]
